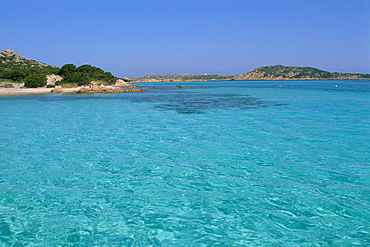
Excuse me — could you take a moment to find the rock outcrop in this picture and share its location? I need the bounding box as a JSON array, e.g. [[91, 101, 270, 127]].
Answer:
[[114, 79, 129, 87], [77, 85, 120, 94], [76, 85, 146, 94], [46, 74, 63, 86], [51, 86, 63, 94], [114, 79, 139, 88], [0, 49, 24, 63]]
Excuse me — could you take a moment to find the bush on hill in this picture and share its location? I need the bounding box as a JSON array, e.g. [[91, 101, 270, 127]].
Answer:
[[24, 74, 47, 88], [38, 66, 59, 75], [76, 64, 104, 75], [61, 72, 91, 86], [57, 64, 76, 76], [0, 67, 41, 82], [57, 64, 117, 86]]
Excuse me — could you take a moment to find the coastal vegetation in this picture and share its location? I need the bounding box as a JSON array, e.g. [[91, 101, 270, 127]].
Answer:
[[0, 49, 59, 88], [0, 49, 119, 88], [0, 49, 58, 75], [0, 67, 42, 82], [56, 64, 117, 86], [24, 74, 47, 88]]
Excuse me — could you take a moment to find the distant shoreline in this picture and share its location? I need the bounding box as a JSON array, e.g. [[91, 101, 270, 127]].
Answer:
[[130, 78, 370, 83], [129, 65, 369, 82]]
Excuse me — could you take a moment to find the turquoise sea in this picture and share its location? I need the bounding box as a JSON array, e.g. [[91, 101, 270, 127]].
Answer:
[[0, 80, 369, 246]]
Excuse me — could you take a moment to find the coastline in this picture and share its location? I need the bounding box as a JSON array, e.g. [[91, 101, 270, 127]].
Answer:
[[1, 79, 368, 96], [0, 85, 146, 96], [0, 87, 81, 96]]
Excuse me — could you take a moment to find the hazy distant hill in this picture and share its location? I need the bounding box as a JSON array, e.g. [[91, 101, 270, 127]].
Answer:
[[232, 65, 370, 80], [130, 65, 369, 82], [0, 49, 59, 74], [129, 74, 233, 82]]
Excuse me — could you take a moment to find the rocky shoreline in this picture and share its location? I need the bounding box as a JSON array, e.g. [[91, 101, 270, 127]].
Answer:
[[52, 84, 146, 94], [0, 80, 146, 96]]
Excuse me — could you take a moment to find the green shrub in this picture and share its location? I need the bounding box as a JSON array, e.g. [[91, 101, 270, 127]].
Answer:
[[24, 74, 47, 88], [57, 64, 77, 76], [4, 83, 14, 88], [77, 64, 104, 75], [0, 67, 41, 82], [56, 63, 118, 86], [57, 82, 78, 88], [2, 68, 27, 81], [61, 72, 91, 86]]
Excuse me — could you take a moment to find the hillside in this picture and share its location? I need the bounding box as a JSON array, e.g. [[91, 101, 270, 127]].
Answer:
[[129, 74, 233, 82], [0, 50, 121, 88], [0, 49, 59, 74], [232, 65, 370, 80]]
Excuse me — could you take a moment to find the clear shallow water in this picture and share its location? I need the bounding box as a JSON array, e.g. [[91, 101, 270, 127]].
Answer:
[[0, 80, 369, 246]]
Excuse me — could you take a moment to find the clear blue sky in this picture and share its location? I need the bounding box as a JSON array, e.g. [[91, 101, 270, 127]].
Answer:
[[1, 0, 369, 77]]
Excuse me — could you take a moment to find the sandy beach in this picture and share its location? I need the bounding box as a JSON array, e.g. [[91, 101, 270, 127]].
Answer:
[[0, 85, 145, 96], [0, 87, 81, 96]]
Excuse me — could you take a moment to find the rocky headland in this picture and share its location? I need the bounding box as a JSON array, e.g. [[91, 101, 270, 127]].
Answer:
[[0, 49, 146, 96]]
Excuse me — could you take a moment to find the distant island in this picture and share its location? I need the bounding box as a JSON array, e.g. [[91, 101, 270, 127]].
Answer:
[[130, 65, 370, 82], [231, 65, 370, 81]]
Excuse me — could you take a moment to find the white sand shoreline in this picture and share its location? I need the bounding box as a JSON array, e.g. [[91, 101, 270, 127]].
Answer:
[[0, 79, 144, 96], [0, 87, 82, 96]]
